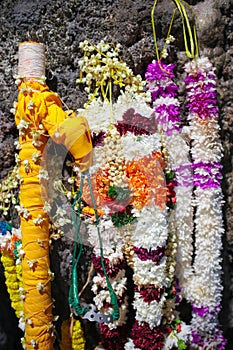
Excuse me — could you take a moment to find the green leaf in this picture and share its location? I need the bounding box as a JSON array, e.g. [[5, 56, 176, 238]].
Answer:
[[108, 186, 131, 201], [177, 339, 187, 350]]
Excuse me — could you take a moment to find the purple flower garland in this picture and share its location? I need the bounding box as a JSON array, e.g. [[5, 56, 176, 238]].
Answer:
[[145, 59, 191, 348], [146, 60, 181, 135], [184, 57, 226, 349]]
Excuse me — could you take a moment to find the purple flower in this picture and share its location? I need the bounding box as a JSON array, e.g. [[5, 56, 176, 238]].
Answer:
[[174, 164, 193, 187], [154, 104, 181, 135], [192, 305, 209, 317], [146, 60, 182, 135], [193, 162, 222, 188], [216, 331, 227, 350], [146, 61, 175, 81], [185, 70, 219, 118], [191, 331, 204, 345]]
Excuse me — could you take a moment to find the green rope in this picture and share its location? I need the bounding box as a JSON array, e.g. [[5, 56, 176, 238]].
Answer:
[[69, 172, 119, 321], [69, 175, 89, 315], [87, 174, 120, 321]]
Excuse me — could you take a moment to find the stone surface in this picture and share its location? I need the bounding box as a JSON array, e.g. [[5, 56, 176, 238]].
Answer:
[[0, 0, 232, 348]]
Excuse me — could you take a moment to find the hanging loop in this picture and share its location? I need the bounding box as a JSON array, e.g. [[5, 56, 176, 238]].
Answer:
[[68, 171, 120, 321], [151, 0, 199, 61]]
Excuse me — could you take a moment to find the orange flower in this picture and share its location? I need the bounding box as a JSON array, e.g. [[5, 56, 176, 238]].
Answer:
[[126, 152, 166, 210]]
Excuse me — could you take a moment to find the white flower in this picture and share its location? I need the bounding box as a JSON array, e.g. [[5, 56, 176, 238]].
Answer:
[[121, 133, 161, 162], [15, 205, 31, 219], [33, 214, 44, 226], [54, 217, 71, 228], [43, 201, 51, 213], [31, 152, 41, 163], [27, 100, 35, 110], [38, 169, 49, 180], [164, 330, 179, 349], [134, 292, 166, 328], [125, 339, 140, 350], [37, 283, 45, 292]]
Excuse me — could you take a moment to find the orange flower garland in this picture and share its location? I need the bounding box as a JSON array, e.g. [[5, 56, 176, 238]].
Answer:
[[126, 152, 166, 210]]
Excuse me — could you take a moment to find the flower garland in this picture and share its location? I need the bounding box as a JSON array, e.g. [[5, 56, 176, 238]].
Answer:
[[183, 57, 226, 349], [0, 224, 24, 330], [87, 127, 130, 350], [76, 39, 177, 349], [0, 162, 21, 216], [145, 60, 181, 136], [71, 319, 86, 350], [145, 59, 192, 348]]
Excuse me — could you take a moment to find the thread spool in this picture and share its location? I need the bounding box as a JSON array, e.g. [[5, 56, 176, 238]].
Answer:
[[18, 41, 45, 80]]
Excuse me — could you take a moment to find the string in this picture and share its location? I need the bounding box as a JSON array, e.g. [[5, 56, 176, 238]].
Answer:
[[151, 0, 199, 62], [173, 0, 198, 58], [151, 0, 160, 62], [18, 42, 45, 78]]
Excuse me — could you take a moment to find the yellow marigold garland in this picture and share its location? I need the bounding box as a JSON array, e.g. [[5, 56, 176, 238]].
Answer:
[[71, 319, 86, 350], [1, 250, 24, 318]]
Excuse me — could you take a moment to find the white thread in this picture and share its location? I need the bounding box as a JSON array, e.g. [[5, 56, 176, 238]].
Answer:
[[18, 42, 45, 79]]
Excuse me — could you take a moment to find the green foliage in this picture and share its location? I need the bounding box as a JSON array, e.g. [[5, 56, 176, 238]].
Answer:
[[177, 339, 187, 350], [111, 206, 137, 227], [107, 185, 131, 201]]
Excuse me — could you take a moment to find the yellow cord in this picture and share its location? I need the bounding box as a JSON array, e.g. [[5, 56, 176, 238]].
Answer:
[[151, 0, 199, 61]]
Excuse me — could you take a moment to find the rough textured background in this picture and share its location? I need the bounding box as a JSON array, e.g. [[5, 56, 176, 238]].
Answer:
[[0, 0, 232, 348]]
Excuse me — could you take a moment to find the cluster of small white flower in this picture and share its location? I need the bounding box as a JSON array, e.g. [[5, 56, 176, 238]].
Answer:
[[77, 40, 145, 105], [0, 165, 21, 216]]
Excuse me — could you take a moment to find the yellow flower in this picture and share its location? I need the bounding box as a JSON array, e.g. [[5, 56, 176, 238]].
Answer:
[[72, 319, 86, 350], [0, 251, 24, 318]]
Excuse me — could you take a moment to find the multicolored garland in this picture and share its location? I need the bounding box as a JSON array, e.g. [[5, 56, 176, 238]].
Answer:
[[183, 57, 226, 349], [145, 57, 192, 348]]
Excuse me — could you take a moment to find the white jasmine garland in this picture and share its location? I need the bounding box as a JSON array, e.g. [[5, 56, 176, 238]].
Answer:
[[133, 256, 168, 287], [115, 90, 153, 119], [121, 133, 161, 162], [77, 99, 113, 132], [88, 220, 124, 256], [92, 269, 127, 293], [164, 132, 194, 297], [133, 293, 167, 328], [132, 206, 168, 249]]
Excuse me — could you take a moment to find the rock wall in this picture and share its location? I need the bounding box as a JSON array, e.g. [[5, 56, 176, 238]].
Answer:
[[0, 0, 232, 348]]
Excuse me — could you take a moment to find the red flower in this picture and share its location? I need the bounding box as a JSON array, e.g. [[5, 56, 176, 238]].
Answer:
[[131, 321, 165, 350], [135, 284, 164, 304]]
